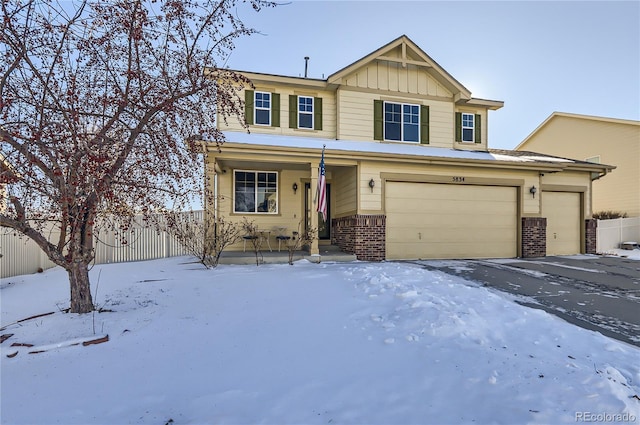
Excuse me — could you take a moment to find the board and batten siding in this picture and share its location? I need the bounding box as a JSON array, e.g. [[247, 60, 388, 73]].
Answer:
[[342, 61, 453, 98]]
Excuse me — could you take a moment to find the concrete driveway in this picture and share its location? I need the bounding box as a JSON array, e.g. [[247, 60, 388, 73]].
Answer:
[[415, 255, 640, 347]]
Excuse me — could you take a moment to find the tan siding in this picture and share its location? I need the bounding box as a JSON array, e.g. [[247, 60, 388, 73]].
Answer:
[[337, 89, 455, 147], [332, 167, 357, 216], [218, 86, 337, 140], [519, 116, 640, 217], [341, 61, 453, 98]]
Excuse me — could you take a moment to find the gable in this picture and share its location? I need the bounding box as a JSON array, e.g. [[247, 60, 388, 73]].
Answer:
[[328, 35, 470, 100]]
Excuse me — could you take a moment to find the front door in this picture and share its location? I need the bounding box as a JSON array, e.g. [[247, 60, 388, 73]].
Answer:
[[305, 182, 330, 239]]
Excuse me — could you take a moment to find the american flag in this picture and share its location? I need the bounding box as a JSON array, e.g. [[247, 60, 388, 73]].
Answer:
[[316, 145, 327, 222]]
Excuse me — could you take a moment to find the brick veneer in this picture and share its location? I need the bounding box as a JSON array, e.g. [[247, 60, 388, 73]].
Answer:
[[585, 219, 597, 254], [522, 217, 547, 257], [332, 214, 386, 261]]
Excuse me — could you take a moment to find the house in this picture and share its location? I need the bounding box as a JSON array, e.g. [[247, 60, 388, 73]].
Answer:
[[515, 112, 640, 218], [203, 35, 614, 260]]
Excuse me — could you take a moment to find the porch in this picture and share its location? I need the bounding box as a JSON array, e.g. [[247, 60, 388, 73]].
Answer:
[[216, 244, 357, 265]]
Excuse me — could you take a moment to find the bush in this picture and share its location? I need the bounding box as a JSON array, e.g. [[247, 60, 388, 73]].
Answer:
[[593, 211, 628, 220]]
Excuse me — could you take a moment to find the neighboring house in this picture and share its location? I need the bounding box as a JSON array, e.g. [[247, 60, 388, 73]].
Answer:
[[515, 112, 640, 218], [204, 35, 613, 260], [0, 153, 18, 213]]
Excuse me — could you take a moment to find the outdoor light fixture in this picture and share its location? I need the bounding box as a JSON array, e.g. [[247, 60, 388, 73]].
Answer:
[[292, 182, 298, 194], [369, 178, 375, 193], [529, 185, 537, 198]]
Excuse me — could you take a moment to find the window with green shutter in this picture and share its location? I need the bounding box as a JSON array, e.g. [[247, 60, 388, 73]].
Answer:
[[245, 90, 279, 127], [456, 112, 481, 143], [374, 100, 425, 143], [289, 95, 322, 130]]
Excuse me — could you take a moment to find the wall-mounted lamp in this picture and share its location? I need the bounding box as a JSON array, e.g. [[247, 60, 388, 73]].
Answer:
[[529, 185, 537, 199], [369, 178, 375, 193], [292, 182, 298, 194]]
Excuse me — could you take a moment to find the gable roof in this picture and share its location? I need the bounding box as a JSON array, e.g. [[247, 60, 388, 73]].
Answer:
[[516, 111, 640, 150], [327, 35, 472, 101]]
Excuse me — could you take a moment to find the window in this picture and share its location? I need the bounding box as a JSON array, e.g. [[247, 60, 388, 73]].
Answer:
[[234, 171, 278, 214], [384, 101, 420, 142], [298, 96, 314, 129], [254, 92, 271, 125], [461, 113, 474, 142]]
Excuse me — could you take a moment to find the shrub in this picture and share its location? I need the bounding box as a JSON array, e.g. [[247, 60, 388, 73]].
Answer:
[[593, 211, 628, 220]]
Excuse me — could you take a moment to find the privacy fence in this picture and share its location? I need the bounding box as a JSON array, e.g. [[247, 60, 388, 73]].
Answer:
[[0, 211, 203, 279], [596, 217, 640, 253]]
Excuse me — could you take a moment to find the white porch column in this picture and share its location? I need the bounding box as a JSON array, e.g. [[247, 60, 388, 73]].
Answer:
[[309, 164, 319, 255]]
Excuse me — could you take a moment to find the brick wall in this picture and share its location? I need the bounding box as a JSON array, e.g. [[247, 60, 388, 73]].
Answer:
[[585, 219, 597, 254], [522, 217, 547, 257], [332, 214, 386, 261]]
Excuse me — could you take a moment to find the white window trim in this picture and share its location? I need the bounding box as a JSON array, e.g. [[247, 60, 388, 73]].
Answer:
[[254, 91, 271, 126], [383, 101, 420, 143], [461, 113, 475, 143], [233, 170, 279, 214], [298, 96, 314, 129]]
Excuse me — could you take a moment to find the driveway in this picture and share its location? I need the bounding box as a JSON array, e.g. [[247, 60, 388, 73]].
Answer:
[[414, 255, 640, 347]]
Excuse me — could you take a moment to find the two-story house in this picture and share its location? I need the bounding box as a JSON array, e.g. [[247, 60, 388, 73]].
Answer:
[[516, 112, 639, 218], [204, 35, 613, 260]]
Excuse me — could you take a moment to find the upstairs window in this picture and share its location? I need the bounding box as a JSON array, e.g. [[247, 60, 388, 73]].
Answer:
[[461, 113, 474, 142], [384, 101, 420, 142], [234, 170, 278, 214], [455, 112, 482, 144], [298, 96, 314, 129], [254, 91, 271, 126], [244, 90, 280, 127]]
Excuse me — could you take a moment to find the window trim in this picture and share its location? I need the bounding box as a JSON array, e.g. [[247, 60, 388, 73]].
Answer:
[[383, 101, 420, 143], [254, 91, 271, 126], [461, 113, 475, 143], [233, 170, 279, 214], [298, 96, 314, 129]]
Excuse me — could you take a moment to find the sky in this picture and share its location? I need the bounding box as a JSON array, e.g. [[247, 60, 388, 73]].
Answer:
[[224, 0, 640, 150]]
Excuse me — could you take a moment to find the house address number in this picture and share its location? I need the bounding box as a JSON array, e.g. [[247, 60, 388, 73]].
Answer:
[[452, 176, 465, 183]]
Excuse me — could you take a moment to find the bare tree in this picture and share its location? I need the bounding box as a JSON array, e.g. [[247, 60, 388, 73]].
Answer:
[[287, 224, 317, 265], [166, 212, 240, 268], [0, 0, 275, 313]]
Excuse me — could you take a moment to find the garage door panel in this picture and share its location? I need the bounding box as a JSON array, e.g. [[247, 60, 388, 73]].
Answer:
[[386, 182, 518, 259]]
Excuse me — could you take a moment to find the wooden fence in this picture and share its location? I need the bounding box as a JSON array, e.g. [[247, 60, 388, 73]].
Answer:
[[0, 211, 203, 279]]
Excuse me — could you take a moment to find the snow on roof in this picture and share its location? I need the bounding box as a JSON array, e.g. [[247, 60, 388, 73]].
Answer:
[[221, 131, 575, 165]]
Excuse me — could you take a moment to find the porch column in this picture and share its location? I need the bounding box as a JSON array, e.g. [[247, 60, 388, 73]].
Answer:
[[309, 164, 319, 255]]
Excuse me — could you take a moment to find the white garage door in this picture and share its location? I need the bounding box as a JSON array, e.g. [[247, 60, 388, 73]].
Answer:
[[386, 182, 518, 260], [542, 191, 581, 255]]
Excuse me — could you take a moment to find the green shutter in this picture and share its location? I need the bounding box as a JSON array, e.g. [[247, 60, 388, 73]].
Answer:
[[314, 97, 323, 130], [420, 105, 430, 144], [373, 100, 383, 140], [245, 90, 254, 125], [455, 112, 462, 142], [289, 95, 297, 129], [474, 114, 481, 144], [271, 93, 280, 127]]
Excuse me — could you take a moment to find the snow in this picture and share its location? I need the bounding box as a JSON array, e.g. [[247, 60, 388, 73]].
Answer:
[[222, 131, 575, 164], [2, 257, 639, 424]]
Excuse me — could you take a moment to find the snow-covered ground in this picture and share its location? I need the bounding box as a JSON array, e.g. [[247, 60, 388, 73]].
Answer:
[[1, 256, 639, 424]]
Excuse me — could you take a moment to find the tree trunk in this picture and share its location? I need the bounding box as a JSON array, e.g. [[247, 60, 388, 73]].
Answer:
[[68, 260, 94, 314]]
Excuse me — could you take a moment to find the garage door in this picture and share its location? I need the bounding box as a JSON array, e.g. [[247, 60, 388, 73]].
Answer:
[[386, 182, 518, 259], [542, 191, 581, 255]]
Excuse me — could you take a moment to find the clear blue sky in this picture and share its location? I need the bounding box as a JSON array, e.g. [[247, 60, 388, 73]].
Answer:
[[225, 0, 639, 150]]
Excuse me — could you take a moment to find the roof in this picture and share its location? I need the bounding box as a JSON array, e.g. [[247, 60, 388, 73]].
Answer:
[[213, 131, 614, 173], [516, 111, 640, 150], [219, 35, 503, 109]]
